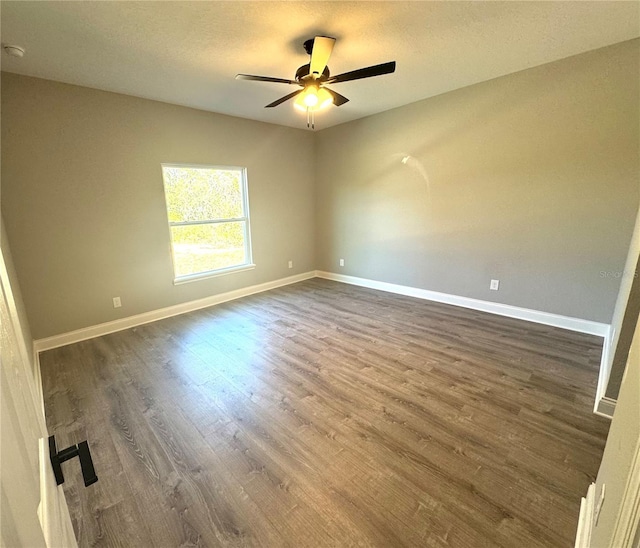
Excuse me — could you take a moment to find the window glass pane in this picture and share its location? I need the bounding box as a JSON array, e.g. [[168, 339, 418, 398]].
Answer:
[[162, 166, 244, 222], [170, 222, 247, 278]]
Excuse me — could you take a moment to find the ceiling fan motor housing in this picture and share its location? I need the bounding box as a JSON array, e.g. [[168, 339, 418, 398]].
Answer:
[[296, 64, 330, 83]]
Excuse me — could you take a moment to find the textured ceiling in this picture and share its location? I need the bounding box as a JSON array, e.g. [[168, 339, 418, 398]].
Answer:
[[1, 1, 639, 130]]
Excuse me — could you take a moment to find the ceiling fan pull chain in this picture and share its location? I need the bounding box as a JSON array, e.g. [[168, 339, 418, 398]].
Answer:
[[311, 110, 315, 130]]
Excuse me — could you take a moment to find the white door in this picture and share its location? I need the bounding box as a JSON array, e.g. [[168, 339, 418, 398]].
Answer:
[[0, 247, 76, 547]]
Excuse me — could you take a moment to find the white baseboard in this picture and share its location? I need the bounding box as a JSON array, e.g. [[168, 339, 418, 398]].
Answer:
[[317, 271, 616, 417], [316, 271, 610, 336], [593, 326, 616, 419], [595, 396, 617, 419], [33, 350, 46, 419], [594, 326, 616, 419], [34, 271, 315, 353], [38, 438, 78, 548], [575, 482, 596, 548]]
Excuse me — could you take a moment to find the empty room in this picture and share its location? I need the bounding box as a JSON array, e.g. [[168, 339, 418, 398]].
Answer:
[[1, 2, 639, 547]]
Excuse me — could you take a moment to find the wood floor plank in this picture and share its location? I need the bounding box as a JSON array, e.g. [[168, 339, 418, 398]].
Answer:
[[40, 278, 609, 547]]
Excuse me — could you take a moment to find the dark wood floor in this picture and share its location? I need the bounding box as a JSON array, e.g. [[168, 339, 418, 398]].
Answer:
[[41, 278, 610, 547]]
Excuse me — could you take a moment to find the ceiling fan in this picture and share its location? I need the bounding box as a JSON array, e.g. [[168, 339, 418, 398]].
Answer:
[[235, 36, 396, 128]]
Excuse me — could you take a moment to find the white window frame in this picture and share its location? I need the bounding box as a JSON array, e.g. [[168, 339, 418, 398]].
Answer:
[[161, 163, 255, 284]]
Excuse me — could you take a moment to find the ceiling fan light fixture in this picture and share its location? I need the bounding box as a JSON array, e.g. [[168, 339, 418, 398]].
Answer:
[[317, 87, 333, 110], [294, 87, 318, 111], [293, 97, 308, 112], [294, 85, 333, 112], [304, 84, 319, 107], [304, 93, 319, 107]]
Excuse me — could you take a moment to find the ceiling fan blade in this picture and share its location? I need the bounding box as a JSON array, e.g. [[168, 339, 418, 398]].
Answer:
[[236, 74, 298, 85], [325, 87, 349, 107], [265, 89, 304, 108], [326, 61, 396, 84], [309, 36, 336, 79]]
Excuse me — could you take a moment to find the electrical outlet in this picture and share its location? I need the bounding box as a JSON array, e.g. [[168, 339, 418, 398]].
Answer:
[[490, 279, 500, 291], [112, 296, 122, 308], [339, 259, 345, 267], [288, 260, 293, 269]]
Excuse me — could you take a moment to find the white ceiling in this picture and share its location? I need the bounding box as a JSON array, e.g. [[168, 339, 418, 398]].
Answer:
[[1, 1, 639, 130]]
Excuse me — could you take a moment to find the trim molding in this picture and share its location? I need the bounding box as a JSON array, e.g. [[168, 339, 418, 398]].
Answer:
[[316, 271, 610, 336], [594, 326, 616, 419], [595, 396, 617, 419], [611, 439, 640, 547], [38, 437, 78, 548], [575, 482, 595, 548], [33, 349, 46, 418], [34, 271, 316, 353]]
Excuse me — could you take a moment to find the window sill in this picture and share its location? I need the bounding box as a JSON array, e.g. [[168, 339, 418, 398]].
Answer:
[[173, 264, 256, 285]]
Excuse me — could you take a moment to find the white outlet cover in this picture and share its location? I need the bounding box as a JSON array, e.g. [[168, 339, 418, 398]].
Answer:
[[490, 279, 500, 290], [339, 259, 345, 267], [113, 297, 122, 308]]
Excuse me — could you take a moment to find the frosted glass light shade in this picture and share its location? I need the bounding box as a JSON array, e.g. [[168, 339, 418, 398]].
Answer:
[[294, 85, 333, 112]]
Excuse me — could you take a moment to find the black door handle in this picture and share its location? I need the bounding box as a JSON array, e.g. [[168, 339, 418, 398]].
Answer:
[[49, 435, 98, 487]]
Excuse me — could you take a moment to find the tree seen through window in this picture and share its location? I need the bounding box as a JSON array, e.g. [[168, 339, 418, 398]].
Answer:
[[161, 165, 252, 280]]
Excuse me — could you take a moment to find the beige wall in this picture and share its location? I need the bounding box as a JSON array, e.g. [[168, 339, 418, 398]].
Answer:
[[2, 40, 639, 339], [1, 73, 316, 339], [315, 39, 640, 323]]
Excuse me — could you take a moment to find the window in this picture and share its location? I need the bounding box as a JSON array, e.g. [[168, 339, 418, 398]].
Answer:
[[161, 164, 253, 283]]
